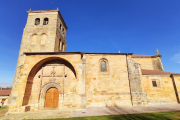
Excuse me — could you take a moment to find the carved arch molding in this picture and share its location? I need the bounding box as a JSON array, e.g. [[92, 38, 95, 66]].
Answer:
[[39, 63, 64, 108], [22, 58, 77, 106]]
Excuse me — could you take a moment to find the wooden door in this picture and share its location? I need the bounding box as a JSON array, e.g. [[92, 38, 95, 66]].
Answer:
[[44, 88, 59, 108]]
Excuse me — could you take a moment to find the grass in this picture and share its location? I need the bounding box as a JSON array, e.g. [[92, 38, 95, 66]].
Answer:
[[51, 111, 180, 120], [0, 107, 7, 110]]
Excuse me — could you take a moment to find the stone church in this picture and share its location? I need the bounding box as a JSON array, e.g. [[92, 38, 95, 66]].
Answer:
[[8, 9, 180, 113]]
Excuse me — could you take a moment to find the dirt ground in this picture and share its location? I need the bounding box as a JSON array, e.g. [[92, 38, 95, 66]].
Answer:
[[0, 107, 8, 117]]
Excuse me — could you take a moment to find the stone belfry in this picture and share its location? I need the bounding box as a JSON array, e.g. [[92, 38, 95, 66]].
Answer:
[[9, 9, 68, 110], [22, 8, 67, 53]]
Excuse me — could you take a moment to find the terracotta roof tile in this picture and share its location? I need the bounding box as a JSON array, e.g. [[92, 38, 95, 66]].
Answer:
[[0, 90, 11, 96], [132, 54, 162, 58], [141, 69, 180, 75]]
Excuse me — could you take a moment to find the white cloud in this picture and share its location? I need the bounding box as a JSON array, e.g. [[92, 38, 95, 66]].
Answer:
[[171, 52, 180, 63]]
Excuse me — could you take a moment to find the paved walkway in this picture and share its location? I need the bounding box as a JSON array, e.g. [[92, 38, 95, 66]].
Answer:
[[72, 104, 180, 117], [1, 104, 180, 119], [1, 109, 73, 120]]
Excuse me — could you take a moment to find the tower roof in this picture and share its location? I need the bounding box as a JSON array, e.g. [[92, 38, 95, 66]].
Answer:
[[27, 9, 68, 29]]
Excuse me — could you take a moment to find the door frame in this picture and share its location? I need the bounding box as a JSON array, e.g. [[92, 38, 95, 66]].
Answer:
[[44, 87, 59, 108], [39, 82, 61, 108]]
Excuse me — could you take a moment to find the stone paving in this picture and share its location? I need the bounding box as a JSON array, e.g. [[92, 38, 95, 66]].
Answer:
[[1, 104, 180, 119], [1, 108, 73, 120], [72, 104, 180, 117]]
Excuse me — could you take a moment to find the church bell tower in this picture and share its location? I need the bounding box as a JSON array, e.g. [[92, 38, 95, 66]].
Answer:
[[20, 8, 67, 54], [10, 9, 68, 110]]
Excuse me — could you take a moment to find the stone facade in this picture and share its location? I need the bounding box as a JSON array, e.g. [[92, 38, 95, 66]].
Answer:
[[8, 9, 180, 113], [141, 75, 178, 104], [127, 58, 147, 106]]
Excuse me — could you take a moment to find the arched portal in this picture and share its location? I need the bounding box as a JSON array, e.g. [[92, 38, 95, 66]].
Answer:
[[22, 57, 77, 107], [45, 87, 59, 108]]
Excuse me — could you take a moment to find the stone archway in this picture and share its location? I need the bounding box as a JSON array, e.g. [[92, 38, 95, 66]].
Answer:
[[39, 82, 61, 108], [22, 57, 77, 107]]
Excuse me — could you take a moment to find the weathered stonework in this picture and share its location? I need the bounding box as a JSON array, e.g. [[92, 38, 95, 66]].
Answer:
[[141, 75, 178, 104], [127, 57, 147, 106], [131, 56, 164, 71], [8, 9, 180, 114]]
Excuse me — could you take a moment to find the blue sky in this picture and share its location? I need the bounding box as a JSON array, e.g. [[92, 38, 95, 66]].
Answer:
[[0, 0, 180, 87]]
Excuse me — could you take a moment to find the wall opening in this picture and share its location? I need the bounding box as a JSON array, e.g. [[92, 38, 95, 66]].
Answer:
[[35, 18, 40, 25], [43, 18, 49, 25]]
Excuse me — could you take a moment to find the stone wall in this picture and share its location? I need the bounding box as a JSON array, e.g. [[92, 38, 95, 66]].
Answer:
[[8, 54, 85, 113], [127, 57, 147, 106], [9, 10, 68, 113], [132, 57, 164, 71], [141, 75, 178, 104], [171, 75, 180, 103], [85, 54, 132, 107]]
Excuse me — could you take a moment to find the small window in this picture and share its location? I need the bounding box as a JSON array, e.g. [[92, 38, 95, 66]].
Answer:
[[43, 18, 49, 25], [62, 28, 65, 37], [35, 18, 40, 25], [101, 60, 107, 72], [152, 81, 157, 87], [59, 39, 61, 51], [61, 42, 64, 52], [60, 24, 62, 30], [31, 34, 37, 45], [40, 34, 46, 44]]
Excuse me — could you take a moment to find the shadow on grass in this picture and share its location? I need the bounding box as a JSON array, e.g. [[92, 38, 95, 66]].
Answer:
[[102, 105, 175, 120], [107, 113, 172, 120]]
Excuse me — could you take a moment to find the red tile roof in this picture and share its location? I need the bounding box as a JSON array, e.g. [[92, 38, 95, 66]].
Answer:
[[0, 90, 11, 96], [141, 69, 180, 75], [132, 54, 162, 58]]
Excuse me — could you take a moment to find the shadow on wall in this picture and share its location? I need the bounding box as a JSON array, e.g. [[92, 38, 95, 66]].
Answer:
[[22, 57, 77, 106]]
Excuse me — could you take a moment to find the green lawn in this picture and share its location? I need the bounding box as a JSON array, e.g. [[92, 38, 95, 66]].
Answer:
[[52, 111, 180, 120], [0, 107, 7, 110]]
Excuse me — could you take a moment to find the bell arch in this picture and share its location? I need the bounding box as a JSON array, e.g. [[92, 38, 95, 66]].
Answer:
[[22, 57, 77, 106]]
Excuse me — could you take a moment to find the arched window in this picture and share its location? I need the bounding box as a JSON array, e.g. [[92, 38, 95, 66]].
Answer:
[[35, 18, 40, 25], [61, 42, 64, 52], [31, 34, 37, 45], [60, 24, 62, 30], [59, 39, 61, 51], [43, 18, 49, 25], [101, 60, 107, 72], [40, 34, 46, 44], [62, 28, 64, 37]]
